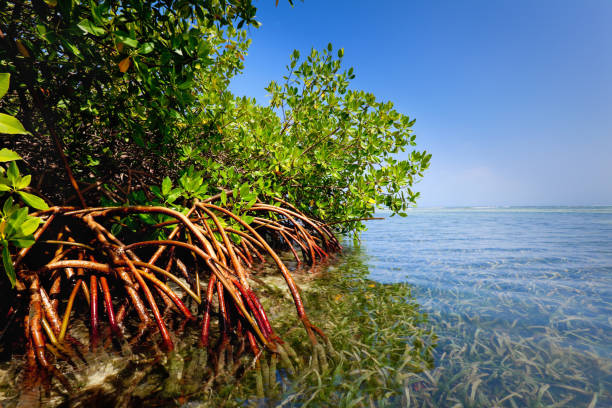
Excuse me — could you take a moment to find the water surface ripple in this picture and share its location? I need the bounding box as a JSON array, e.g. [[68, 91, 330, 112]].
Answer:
[[359, 207, 612, 407]]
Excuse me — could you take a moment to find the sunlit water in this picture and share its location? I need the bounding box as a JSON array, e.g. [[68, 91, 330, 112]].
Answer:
[[2, 207, 611, 407], [358, 207, 612, 407]]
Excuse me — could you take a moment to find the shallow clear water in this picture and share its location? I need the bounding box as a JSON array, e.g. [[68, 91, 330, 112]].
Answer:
[[2, 207, 611, 407], [358, 207, 612, 407]]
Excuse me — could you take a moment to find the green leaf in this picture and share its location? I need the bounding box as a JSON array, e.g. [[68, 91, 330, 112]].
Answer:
[[239, 182, 250, 198], [6, 161, 19, 185], [138, 213, 156, 225], [2, 197, 15, 216], [35, 23, 47, 37], [150, 185, 162, 199], [178, 173, 189, 190], [230, 234, 242, 245], [17, 191, 49, 210], [8, 208, 28, 231], [90, 2, 104, 25], [77, 19, 106, 36], [0, 184, 10, 192], [240, 215, 254, 224], [0, 113, 30, 135], [18, 216, 40, 236], [116, 32, 139, 48], [161, 177, 172, 195], [60, 38, 82, 59], [245, 197, 257, 209], [220, 190, 227, 206], [0, 148, 21, 162], [15, 174, 31, 190], [166, 189, 182, 204], [110, 223, 122, 236], [196, 184, 208, 196], [12, 238, 35, 248], [0, 73, 9, 99], [138, 42, 155, 54], [2, 244, 16, 288]]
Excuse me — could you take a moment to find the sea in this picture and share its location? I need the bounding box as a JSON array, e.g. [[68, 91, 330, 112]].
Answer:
[[358, 207, 612, 407], [2, 207, 611, 407]]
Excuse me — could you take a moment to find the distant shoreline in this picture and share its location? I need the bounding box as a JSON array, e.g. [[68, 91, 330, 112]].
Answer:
[[373, 206, 612, 215]]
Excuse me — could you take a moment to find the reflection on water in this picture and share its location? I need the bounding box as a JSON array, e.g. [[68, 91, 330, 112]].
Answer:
[[358, 207, 612, 407]]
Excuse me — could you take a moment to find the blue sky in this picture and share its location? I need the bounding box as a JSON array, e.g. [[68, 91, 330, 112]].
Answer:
[[230, 0, 612, 207]]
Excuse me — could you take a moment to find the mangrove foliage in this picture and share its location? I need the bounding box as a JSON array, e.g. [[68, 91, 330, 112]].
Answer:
[[0, 0, 431, 402]]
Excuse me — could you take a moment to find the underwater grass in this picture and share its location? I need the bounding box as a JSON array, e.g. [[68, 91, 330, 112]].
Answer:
[[399, 276, 612, 407], [236, 252, 437, 407], [0, 249, 437, 407], [4, 237, 609, 407], [358, 207, 612, 408]]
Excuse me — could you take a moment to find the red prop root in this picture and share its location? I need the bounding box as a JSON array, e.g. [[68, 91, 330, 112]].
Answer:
[[10, 199, 339, 388]]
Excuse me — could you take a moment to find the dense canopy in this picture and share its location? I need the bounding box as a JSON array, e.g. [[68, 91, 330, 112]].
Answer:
[[0, 0, 430, 229], [0, 0, 430, 400]]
